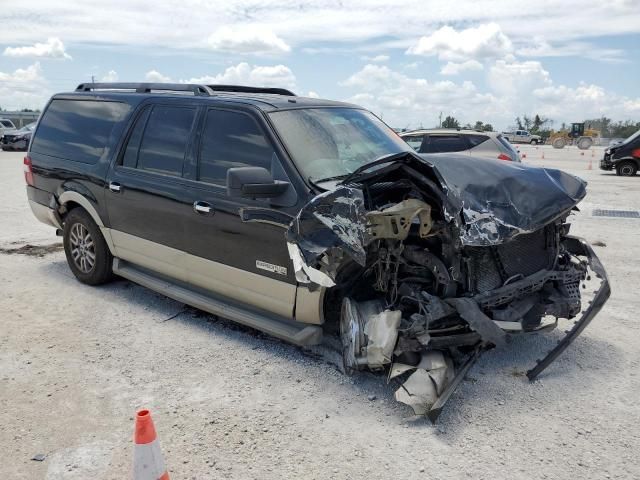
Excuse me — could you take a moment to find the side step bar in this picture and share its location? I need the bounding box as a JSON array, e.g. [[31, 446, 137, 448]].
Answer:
[[113, 259, 323, 346]]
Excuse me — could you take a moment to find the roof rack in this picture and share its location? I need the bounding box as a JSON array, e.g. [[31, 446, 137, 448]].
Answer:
[[207, 85, 296, 96], [75, 83, 213, 96]]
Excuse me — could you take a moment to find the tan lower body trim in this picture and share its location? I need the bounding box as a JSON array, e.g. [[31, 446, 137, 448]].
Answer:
[[108, 229, 296, 319]]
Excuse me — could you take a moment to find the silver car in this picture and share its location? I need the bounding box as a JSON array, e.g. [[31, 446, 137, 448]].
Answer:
[[400, 128, 521, 162]]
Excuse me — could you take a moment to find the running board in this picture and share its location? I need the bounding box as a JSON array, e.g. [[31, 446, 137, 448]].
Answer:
[[113, 258, 323, 346]]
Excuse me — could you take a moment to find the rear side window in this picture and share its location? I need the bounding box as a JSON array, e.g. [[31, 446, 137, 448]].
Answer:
[[422, 135, 468, 153], [135, 106, 196, 176], [1, 120, 13, 128], [31, 99, 130, 163], [467, 134, 489, 147], [198, 109, 274, 186], [403, 134, 424, 151]]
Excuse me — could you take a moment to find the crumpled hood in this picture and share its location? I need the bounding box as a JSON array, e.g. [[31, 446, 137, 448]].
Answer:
[[285, 152, 587, 284], [419, 153, 587, 246]]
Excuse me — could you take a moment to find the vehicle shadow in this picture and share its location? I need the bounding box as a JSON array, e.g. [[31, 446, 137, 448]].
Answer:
[[43, 258, 624, 431]]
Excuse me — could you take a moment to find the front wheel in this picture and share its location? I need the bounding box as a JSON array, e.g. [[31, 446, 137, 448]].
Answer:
[[577, 137, 593, 150], [63, 208, 114, 285], [530, 139, 538, 145], [616, 161, 638, 177], [552, 137, 566, 149]]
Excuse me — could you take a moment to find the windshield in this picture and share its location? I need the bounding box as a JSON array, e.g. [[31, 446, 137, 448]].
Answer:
[[269, 107, 411, 182], [621, 128, 640, 145]]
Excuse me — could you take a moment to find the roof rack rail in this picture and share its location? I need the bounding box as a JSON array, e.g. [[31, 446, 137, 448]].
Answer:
[[75, 83, 213, 96], [207, 85, 296, 96]]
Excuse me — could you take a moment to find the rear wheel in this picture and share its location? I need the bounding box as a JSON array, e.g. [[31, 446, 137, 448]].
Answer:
[[577, 137, 593, 150], [616, 161, 638, 177], [63, 208, 113, 285], [530, 139, 538, 145], [552, 137, 566, 149]]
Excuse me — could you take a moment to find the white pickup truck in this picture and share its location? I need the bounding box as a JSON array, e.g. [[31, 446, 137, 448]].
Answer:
[[502, 130, 543, 145]]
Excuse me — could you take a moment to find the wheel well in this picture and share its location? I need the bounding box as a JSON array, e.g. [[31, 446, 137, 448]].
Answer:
[[59, 200, 82, 222]]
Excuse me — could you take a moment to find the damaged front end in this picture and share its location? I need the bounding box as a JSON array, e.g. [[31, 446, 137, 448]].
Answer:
[[286, 153, 610, 421]]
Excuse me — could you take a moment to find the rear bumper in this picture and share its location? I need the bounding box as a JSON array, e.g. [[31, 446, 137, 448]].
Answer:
[[26, 186, 62, 229]]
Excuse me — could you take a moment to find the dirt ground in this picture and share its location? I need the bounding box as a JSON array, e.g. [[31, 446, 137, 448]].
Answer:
[[1, 145, 639, 479]]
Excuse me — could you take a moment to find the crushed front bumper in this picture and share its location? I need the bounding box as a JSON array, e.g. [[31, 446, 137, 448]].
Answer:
[[526, 235, 610, 380]]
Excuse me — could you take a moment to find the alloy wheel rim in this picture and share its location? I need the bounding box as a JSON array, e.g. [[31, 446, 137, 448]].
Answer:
[[621, 166, 633, 175], [69, 223, 95, 273]]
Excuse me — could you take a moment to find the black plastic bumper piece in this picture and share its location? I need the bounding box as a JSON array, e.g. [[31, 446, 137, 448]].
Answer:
[[526, 236, 610, 380]]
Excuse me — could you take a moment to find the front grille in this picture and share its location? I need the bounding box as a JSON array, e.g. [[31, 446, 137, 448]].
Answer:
[[497, 227, 556, 278], [466, 226, 557, 293]]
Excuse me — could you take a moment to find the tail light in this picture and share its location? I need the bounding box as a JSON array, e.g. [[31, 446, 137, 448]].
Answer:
[[632, 148, 640, 159], [497, 153, 512, 161], [24, 155, 34, 186]]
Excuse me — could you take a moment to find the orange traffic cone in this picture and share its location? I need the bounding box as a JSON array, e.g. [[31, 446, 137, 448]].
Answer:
[[541, 152, 545, 159], [591, 150, 595, 157], [580, 152, 585, 156], [134, 410, 170, 480], [588, 160, 593, 170]]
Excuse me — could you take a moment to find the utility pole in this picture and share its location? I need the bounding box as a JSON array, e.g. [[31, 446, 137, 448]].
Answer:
[[91, 75, 95, 83], [439, 111, 442, 128]]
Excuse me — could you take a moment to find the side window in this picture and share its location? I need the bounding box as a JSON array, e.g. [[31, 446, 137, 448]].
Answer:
[[136, 105, 196, 176], [198, 109, 274, 186], [422, 135, 468, 153], [403, 135, 424, 151], [121, 108, 151, 168], [30, 99, 131, 164], [467, 134, 489, 147]]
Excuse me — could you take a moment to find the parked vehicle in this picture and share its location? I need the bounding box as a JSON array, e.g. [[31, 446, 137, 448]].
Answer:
[[600, 128, 640, 176], [400, 129, 521, 162], [501, 130, 542, 145], [0, 118, 17, 139], [550, 123, 600, 150], [26, 82, 609, 419], [1, 122, 36, 151]]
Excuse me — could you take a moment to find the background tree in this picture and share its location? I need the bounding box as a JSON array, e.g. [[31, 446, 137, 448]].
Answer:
[[482, 123, 494, 132], [441, 115, 460, 129]]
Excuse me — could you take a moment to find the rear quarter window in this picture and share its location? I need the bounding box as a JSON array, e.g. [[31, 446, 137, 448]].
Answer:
[[31, 99, 131, 164]]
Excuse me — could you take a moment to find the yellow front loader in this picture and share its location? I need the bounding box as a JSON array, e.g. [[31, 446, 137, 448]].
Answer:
[[550, 123, 600, 149]]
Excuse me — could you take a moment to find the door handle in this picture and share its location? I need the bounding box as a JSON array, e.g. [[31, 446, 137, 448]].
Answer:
[[193, 201, 213, 214], [109, 182, 122, 193]]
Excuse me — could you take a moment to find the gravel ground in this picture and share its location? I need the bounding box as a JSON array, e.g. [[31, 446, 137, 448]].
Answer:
[[1, 146, 639, 479]]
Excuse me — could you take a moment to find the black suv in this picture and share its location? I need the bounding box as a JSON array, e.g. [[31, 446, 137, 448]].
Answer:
[[26, 83, 609, 419]]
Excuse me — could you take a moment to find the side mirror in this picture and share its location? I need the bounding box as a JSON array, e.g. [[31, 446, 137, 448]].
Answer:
[[227, 167, 290, 199]]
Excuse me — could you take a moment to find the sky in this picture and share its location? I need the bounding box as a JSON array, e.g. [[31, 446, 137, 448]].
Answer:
[[1, 0, 639, 130]]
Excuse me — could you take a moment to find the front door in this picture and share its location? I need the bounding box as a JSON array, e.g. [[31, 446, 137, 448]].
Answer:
[[180, 107, 298, 318]]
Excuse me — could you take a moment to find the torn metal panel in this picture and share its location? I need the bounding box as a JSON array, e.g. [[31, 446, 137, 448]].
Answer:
[[286, 186, 368, 268]]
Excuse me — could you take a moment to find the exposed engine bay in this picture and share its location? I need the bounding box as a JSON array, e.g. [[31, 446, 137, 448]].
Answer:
[[286, 153, 610, 420]]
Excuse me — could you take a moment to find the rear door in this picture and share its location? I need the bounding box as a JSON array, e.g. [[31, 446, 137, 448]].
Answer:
[[180, 106, 298, 318], [105, 102, 198, 281]]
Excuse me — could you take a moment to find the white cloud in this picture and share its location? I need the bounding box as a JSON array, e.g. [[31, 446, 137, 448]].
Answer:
[[100, 70, 118, 82], [341, 61, 640, 129], [407, 23, 512, 61], [440, 60, 484, 75], [307, 91, 320, 98], [362, 54, 390, 63], [3, 37, 71, 59], [145, 70, 173, 83], [208, 26, 290, 55], [184, 62, 296, 90], [0, 62, 49, 110], [487, 57, 552, 98], [341, 64, 496, 127], [517, 39, 626, 63]]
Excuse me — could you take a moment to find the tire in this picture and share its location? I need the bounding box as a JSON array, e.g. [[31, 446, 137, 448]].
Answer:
[[63, 208, 114, 285], [552, 137, 566, 149], [616, 161, 638, 177], [577, 137, 593, 150], [530, 139, 538, 145]]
